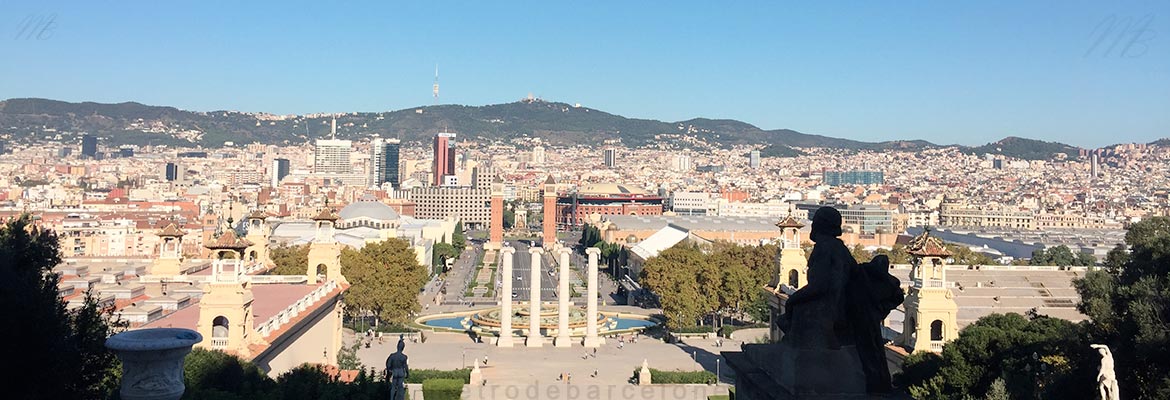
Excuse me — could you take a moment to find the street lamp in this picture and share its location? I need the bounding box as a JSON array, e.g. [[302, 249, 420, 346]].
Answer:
[[462, 350, 466, 369], [715, 358, 720, 385]]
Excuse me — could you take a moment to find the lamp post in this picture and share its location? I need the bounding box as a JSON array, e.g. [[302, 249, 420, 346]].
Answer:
[[716, 358, 721, 385], [462, 350, 466, 369]]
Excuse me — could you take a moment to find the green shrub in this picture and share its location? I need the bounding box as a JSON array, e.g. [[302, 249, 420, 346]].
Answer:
[[648, 368, 718, 384], [672, 326, 715, 334], [708, 396, 730, 400], [422, 378, 464, 400], [718, 323, 767, 338], [405, 368, 471, 384]]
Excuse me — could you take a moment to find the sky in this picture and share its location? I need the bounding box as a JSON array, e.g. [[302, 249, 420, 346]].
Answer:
[[1, 1, 1168, 147]]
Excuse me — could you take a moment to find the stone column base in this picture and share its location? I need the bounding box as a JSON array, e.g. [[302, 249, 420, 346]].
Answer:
[[582, 336, 605, 348], [526, 336, 543, 347], [555, 335, 572, 347], [497, 336, 514, 347]]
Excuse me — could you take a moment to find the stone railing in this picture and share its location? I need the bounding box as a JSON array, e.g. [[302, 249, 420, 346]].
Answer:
[[929, 341, 943, 353], [210, 338, 229, 349], [249, 275, 309, 284], [256, 280, 339, 337]]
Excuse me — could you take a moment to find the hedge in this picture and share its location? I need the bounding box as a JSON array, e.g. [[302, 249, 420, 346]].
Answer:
[[422, 378, 464, 400], [405, 368, 471, 384], [631, 367, 718, 384], [672, 326, 715, 334], [718, 323, 767, 338]]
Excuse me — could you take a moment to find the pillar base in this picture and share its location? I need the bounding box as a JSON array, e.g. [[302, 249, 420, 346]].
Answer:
[[526, 336, 544, 347], [555, 335, 572, 348], [497, 336, 514, 348], [583, 336, 605, 348]]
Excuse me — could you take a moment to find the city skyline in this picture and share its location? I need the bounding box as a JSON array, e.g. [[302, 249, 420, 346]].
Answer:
[[2, 2, 1167, 147]]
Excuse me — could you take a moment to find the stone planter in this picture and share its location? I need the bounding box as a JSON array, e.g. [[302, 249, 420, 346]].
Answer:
[[105, 328, 203, 400]]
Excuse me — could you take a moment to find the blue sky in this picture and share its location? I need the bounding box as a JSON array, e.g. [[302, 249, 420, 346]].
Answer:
[[1, 1, 1167, 147]]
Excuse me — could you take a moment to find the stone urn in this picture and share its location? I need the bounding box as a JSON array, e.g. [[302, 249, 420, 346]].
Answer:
[[105, 328, 203, 400]]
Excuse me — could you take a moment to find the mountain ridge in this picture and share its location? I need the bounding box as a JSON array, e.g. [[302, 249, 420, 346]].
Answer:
[[1, 97, 1128, 160]]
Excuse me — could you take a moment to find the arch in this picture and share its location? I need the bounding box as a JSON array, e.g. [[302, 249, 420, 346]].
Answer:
[[930, 320, 944, 341], [248, 250, 258, 261], [315, 263, 327, 276], [788, 270, 800, 289], [212, 316, 229, 338]]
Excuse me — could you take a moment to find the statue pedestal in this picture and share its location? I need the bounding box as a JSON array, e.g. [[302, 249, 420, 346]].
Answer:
[[724, 342, 870, 400], [105, 328, 202, 400]]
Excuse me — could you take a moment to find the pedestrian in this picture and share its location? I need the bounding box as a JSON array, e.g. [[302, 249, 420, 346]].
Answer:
[[568, 373, 572, 384], [483, 356, 488, 365]]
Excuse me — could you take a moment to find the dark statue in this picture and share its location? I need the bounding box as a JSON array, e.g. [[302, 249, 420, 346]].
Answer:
[[776, 207, 904, 395], [386, 335, 409, 400]]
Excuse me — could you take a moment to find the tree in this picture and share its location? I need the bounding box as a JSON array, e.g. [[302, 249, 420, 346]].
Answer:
[[874, 244, 912, 264], [502, 203, 515, 230], [1074, 217, 1170, 398], [0, 215, 124, 399], [337, 342, 364, 370], [341, 238, 429, 325], [269, 244, 310, 275], [945, 243, 995, 266], [639, 243, 712, 330], [849, 244, 872, 263], [432, 242, 458, 271], [183, 348, 275, 399], [898, 313, 1093, 399], [451, 221, 466, 253]]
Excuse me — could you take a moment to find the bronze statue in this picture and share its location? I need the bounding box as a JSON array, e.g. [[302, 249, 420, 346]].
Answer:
[[776, 206, 904, 395], [386, 335, 409, 400]]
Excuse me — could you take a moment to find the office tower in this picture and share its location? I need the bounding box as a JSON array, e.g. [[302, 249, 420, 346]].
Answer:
[[57, 147, 72, 158], [603, 148, 617, 168], [165, 162, 180, 181], [271, 158, 290, 187], [370, 136, 401, 188], [749, 150, 761, 169], [314, 140, 353, 174], [433, 132, 457, 186], [992, 159, 1004, 170], [670, 154, 692, 172], [81, 134, 98, 158], [118, 146, 134, 158], [1090, 152, 1100, 179], [532, 145, 546, 164]]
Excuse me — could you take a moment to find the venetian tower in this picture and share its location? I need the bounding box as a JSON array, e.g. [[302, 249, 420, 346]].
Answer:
[[196, 229, 261, 356], [774, 213, 808, 290], [542, 175, 557, 248], [151, 222, 186, 276], [897, 230, 959, 353], [485, 176, 505, 256], [307, 207, 346, 285], [244, 210, 272, 268]]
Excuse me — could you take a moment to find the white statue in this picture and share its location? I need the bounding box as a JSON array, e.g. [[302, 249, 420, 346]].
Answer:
[[1091, 344, 1120, 400]]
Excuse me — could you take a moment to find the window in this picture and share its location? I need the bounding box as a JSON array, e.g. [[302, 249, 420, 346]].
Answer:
[[930, 320, 944, 341]]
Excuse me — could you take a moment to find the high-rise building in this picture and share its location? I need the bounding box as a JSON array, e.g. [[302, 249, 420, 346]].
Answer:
[[749, 150, 761, 169], [670, 154, 692, 172], [823, 170, 884, 186], [370, 137, 401, 188], [603, 148, 617, 168], [532, 145, 546, 164], [118, 146, 134, 158], [81, 134, 98, 158], [271, 158, 290, 187], [433, 132, 457, 186], [314, 139, 353, 174], [165, 162, 181, 181], [1090, 152, 1100, 179]]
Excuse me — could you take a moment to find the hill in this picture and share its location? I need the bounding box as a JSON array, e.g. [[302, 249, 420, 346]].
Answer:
[[965, 136, 1082, 160], [2, 97, 938, 152]]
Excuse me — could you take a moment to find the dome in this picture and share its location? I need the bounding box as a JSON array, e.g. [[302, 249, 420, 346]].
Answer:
[[339, 200, 399, 222]]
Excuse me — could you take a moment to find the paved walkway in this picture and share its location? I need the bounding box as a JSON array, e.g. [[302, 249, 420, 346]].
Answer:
[[354, 330, 732, 399]]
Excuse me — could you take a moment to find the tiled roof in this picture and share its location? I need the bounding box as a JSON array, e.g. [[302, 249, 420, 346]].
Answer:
[[775, 215, 805, 229], [205, 229, 253, 250], [907, 230, 952, 257], [312, 208, 339, 221], [157, 223, 186, 237]]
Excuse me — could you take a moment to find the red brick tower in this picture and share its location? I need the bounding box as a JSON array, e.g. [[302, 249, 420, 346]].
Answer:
[[542, 175, 557, 246]]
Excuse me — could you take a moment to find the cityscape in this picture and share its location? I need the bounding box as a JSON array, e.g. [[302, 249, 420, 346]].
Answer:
[[1, 2, 1168, 400]]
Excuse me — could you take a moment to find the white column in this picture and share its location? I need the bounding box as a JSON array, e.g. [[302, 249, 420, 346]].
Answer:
[[584, 247, 603, 347], [527, 247, 543, 347], [498, 246, 515, 347], [555, 247, 572, 347]]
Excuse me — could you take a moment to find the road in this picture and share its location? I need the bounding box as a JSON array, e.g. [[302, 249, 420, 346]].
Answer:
[[508, 240, 558, 302]]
